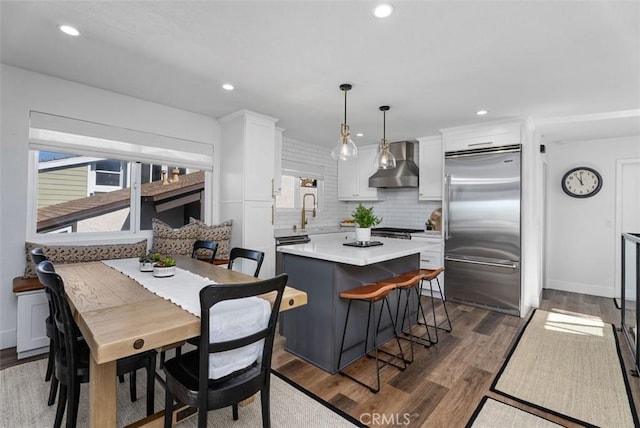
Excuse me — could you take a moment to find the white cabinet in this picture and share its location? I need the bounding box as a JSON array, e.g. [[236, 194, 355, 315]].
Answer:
[[411, 237, 444, 297], [273, 127, 283, 196], [418, 136, 443, 200], [441, 121, 522, 153], [16, 290, 49, 359], [219, 110, 279, 279], [337, 145, 383, 201]]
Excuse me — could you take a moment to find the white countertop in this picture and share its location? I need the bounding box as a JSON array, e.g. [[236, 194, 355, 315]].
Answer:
[[277, 236, 435, 266]]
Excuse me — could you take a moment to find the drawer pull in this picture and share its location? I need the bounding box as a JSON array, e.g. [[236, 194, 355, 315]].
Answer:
[[133, 339, 144, 350]]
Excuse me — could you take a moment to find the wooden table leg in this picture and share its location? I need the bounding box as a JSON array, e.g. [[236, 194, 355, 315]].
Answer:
[[90, 356, 117, 427]]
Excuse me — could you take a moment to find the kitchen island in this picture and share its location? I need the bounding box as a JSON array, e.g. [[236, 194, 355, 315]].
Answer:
[[278, 236, 435, 373]]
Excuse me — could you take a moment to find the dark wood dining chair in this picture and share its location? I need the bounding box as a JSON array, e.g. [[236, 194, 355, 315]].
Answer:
[[163, 274, 288, 428], [30, 248, 58, 406], [192, 240, 219, 264], [36, 260, 157, 428], [227, 247, 265, 278]]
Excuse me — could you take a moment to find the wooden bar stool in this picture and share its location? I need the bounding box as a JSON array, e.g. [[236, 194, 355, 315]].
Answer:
[[413, 267, 451, 344], [337, 282, 407, 393], [378, 272, 434, 363]]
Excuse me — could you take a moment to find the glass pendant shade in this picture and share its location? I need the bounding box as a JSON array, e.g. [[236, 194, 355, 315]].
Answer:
[[373, 141, 396, 169], [331, 83, 358, 161], [374, 105, 396, 169], [331, 123, 358, 160]]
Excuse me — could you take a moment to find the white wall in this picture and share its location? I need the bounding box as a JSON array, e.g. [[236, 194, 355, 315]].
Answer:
[[545, 135, 640, 297], [0, 65, 221, 349]]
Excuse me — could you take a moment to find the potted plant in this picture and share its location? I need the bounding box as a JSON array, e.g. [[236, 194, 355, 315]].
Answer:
[[139, 251, 155, 272], [153, 256, 177, 277], [351, 203, 382, 242]]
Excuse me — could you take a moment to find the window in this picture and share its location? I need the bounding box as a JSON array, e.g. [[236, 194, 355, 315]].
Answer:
[[28, 112, 214, 239], [275, 161, 324, 212], [276, 175, 320, 211]]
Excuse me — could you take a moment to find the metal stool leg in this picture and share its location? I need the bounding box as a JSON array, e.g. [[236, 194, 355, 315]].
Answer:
[[338, 297, 406, 393], [419, 277, 453, 342]]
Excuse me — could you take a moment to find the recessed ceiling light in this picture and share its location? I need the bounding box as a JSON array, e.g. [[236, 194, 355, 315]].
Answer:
[[373, 4, 394, 18], [222, 83, 234, 91], [59, 25, 80, 37], [356, 133, 364, 137], [476, 110, 488, 116]]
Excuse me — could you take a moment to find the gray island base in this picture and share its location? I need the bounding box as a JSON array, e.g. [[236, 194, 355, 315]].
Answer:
[[279, 252, 421, 374]]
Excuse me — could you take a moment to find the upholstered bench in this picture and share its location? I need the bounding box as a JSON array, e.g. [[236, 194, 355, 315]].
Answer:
[[15, 239, 149, 359]]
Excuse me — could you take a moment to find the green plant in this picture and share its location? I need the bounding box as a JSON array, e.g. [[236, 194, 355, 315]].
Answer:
[[139, 251, 155, 263], [155, 257, 176, 268], [351, 203, 382, 228]]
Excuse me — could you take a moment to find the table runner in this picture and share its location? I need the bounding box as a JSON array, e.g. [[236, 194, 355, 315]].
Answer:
[[102, 258, 270, 379]]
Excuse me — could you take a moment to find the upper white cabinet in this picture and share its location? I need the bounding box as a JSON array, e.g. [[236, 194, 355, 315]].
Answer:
[[338, 145, 383, 201], [274, 127, 283, 196], [441, 121, 522, 153], [219, 110, 279, 279], [418, 136, 443, 200]]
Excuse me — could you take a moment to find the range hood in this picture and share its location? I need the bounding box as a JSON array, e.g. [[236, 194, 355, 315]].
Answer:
[[368, 141, 419, 188]]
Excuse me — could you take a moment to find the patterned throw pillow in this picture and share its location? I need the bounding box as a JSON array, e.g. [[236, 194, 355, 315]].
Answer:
[[24, 239, 148, 279], [190, 218, 233, 260], [151, 218, 200, 256]]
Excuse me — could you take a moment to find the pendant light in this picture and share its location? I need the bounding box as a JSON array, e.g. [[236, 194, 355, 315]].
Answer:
[[373, 105, 396, 169], [331, 83, 358, 161]]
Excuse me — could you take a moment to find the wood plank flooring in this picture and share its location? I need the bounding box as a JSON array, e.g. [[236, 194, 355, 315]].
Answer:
[[2, 289, 638, 427], [272, 289, 640, 427]]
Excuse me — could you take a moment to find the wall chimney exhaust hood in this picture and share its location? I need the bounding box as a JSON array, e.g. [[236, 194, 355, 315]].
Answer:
[[368, 140, 419, 188]]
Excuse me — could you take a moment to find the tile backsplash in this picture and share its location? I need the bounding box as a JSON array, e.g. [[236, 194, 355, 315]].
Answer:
[[275, 137, 441, 232]]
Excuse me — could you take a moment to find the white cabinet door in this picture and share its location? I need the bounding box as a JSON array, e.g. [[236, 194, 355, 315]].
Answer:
[[16, 290, 49, 358], [273, 127, 283, 196], [418, 136, 443, 200], [244, 115, 276, 201], [337, 156, 358, 200], [243, 200, 275, 279], [356, 146, 380, 200], [442, 121, 522, 153], [337, 145, 382, 201]]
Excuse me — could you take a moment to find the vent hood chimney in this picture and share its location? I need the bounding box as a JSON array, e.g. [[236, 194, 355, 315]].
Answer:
[[368, 141, 419, 188]]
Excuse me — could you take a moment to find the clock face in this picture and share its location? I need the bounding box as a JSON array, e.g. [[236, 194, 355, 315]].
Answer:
[[561, 167, 602, 198]]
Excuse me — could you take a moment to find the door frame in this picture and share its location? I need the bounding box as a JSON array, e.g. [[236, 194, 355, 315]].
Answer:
[[614, 157, 640, 297]]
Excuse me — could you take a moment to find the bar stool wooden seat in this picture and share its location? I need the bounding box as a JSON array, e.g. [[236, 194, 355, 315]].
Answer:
[[337, 282, 407, 393], [378, 272, 434, 363], [405, 267, 451, 344]]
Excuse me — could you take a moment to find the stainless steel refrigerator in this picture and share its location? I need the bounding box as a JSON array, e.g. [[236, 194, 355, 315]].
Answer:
[[444, 144, 521, 315]]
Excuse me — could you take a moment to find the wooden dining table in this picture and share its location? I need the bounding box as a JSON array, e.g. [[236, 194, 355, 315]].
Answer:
[[55, 255, 307, 428]]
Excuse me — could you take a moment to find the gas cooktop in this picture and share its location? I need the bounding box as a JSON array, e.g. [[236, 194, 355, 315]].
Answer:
[[343, 241, 383, 248], [371, 227, 423, 239], [372, 227, 423, 233]]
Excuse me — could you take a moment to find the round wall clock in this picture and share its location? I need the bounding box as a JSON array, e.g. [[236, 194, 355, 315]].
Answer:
[[561, 166, 603, 198]]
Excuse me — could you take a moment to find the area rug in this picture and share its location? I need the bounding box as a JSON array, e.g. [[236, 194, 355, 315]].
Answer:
[[0, 359, 364, 427], [491, 309, 639, 427], [466, 396, 565, 428]]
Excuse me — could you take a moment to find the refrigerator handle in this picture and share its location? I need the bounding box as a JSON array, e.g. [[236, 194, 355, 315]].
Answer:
[[444, 174, 451, 240], [445, 256, 519, 270]]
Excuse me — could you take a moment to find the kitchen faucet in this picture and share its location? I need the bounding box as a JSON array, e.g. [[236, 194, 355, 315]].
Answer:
[[301, 193, 316, 230]]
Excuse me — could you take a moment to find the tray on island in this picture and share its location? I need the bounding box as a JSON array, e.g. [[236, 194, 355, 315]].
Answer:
[[343, 241, 383, 248]]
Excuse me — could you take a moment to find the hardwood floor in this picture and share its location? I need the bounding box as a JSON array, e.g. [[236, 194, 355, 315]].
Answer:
[[272, 289, 640, 427], [2, 289, 638, 427]]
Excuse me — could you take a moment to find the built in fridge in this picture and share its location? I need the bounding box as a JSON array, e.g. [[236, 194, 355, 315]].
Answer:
[[444, 144, 521, 316]]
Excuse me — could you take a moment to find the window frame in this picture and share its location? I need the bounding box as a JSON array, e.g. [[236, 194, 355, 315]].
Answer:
[[26, 150, 212, 244]]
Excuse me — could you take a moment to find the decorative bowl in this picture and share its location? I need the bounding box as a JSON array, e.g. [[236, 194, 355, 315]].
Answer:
[[153, 265, 176, 277], [139, 262, 154, 272]]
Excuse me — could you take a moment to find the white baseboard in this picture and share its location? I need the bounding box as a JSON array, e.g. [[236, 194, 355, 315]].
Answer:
[[0, 328, 17, 350], [546, 279, 614, 298]]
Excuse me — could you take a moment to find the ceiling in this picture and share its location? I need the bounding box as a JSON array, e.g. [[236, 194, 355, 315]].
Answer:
[[2, 1, 639, 147]]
